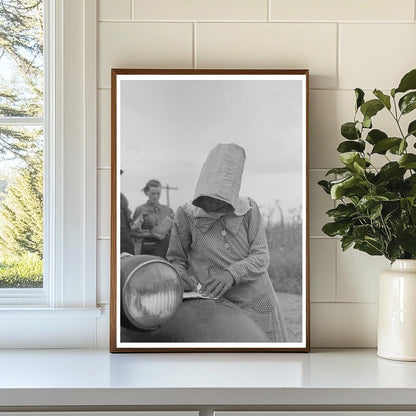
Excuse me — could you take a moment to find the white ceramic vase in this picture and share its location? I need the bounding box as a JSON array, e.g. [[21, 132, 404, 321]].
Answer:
[[378, 259, 416, 361]]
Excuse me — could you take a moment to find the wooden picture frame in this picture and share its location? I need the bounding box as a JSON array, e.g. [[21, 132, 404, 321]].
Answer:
[[110, 69, 310, 352]]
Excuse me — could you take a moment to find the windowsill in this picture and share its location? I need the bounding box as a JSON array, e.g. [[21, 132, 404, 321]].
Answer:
[[0, 349, 415, 409], [0, 307, 102, 316], [0, 307, 104, 348]]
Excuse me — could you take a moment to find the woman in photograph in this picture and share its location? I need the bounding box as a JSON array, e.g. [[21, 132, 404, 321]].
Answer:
[[166, 143, 287, 342], [132, 179, 174, 258]]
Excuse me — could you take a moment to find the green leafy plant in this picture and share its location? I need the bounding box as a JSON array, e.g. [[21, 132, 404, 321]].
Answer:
[[319, 69, 416, 262]]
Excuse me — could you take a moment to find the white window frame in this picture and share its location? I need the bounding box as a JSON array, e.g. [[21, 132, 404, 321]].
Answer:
[[0, 0, 101, 348]]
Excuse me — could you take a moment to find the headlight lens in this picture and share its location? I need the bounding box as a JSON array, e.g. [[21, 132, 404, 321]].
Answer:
[[122, 258, 183, 330]]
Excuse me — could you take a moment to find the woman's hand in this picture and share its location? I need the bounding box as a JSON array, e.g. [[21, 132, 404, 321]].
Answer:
[[181, 273, 199, 291], [202, 271, 234, 298]]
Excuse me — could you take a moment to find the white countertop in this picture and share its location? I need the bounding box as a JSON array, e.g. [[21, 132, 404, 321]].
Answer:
[[0, 348, 416, 408]]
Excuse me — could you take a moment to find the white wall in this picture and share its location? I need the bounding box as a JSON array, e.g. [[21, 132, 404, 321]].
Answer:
[[96, 0, 416, 348]]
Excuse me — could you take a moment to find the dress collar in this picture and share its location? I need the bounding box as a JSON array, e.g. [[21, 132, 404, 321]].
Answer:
[[184, 198, 251, 234]]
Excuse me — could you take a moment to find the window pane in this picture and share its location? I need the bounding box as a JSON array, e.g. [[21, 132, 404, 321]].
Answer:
[[0, 126, 43, 289], [0, 0, 44, 291], [0, 0, 44, 117]]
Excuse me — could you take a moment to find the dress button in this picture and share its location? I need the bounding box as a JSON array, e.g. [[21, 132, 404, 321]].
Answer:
[[221, 230, 227, 236], [224, 243, 230, 249]]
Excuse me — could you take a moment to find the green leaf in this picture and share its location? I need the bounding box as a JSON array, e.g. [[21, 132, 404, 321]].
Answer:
[[365, 236, 384, 252], [391, 88, 396, 97], [399, 154, 416, 169], [341, 235, 355, 251], [337, 140, 365, 153], [363, 116, 372, 129], [405, 175, 416, 196], [352, 224, 374, 239], [410, 206, 416, 222], [369, 203, 383, 220], [341, 122, 361, 140], [330, 176, 358, 199], [360, 99, 384, 119], [339, 152, 360, 166], [389, 139, 408, 155], [399, 139, 407, 154], [325, 167, 351, 176], [322, 221, 351, 237], [398, 227, 416, 255], [355, 88, 365, 110], [407, 196, 416, 207], [399, 92, 416, 115], [396, 69, 416, 94], [384, 203, 400, 222], [354, 241, 383, 256], [378, 162, 406, 181], [406, 174, 416, 187], [353, 158, 366, 174], [407, 120, 416, 137], [366, 129, 387, 145], [357, 195, 389, 212], [371, 137, 402, 154], [386, 240, 402, 262], [326, 203, 357, 220], [318, 180, 331, 194], [373, 89, 391, 110]]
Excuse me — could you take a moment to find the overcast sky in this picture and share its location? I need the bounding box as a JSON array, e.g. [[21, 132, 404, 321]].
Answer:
[[119, 77, 304, 221]]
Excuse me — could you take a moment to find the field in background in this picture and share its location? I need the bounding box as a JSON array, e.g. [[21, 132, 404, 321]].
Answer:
[[264, 203, 302, 296], [276, 291, 302, 342], [263, 203, 303, 342]]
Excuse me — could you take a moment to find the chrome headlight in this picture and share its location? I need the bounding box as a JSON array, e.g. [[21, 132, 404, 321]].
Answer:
[[121, 255, 183, 330]]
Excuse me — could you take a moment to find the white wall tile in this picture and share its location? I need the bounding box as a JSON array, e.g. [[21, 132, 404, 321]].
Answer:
[[98, 169, 111, 238], [133, 0, 268, 21], [98, 22, 193, 88], [309, 90, 351, 169], [98, 0, 131, 21], [310, 239, 336, 302], [196, 23, 338, 89], [336, 245, 390, 302], [98, 89, 111, 168], [311, 303, 377, 347], [271, 0, 414, 21], [97, 239, 110, 304], [340, 24, 416, 90], [309, 170, 334, 237]]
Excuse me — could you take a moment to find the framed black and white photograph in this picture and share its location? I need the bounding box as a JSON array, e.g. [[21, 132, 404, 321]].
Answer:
[[110, 69, 309, 352]]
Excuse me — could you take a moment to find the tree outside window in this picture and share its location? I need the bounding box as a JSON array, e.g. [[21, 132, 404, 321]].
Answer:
[[0, 0, 44, 288]]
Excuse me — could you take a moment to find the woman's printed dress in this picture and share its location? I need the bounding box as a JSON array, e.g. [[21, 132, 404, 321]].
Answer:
[[167, 197, 287, 342]]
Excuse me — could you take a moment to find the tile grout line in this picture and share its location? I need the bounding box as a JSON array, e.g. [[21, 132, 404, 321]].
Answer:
[[311, 301, 378, 305], [267, 0, 271, 22], [193, 22, 197, 68], [309, 236, 338, 239], [130, 0, 133, 20], [334, 230, 339, 303], [336, 22, 340, 90], [98, 19, 415, 24]]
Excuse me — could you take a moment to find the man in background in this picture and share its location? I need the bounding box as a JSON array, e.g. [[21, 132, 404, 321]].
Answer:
[[120, 170, 134, 255]]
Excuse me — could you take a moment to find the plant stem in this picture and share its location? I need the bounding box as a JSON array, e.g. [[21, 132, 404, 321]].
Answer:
[[390, 97, 406, 139]]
